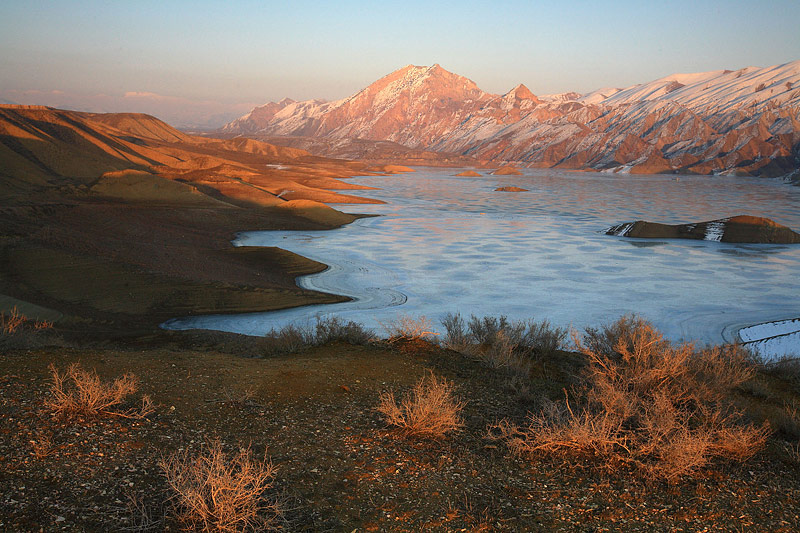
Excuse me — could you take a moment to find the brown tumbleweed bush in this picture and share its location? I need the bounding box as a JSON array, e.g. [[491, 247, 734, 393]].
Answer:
[[378, 372, 465, 438], [1, 306, 26, 334], [380, 314, 438, 342], [46, 363, 154, 418], [491, 316, 770, 481], [160, 440, 280, 532]]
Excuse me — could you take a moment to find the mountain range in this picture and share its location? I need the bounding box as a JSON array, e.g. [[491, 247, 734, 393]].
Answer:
[[223, 62, 800, 178]]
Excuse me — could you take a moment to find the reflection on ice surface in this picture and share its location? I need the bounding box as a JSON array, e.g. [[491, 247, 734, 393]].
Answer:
[[163, 169, 800, 351]]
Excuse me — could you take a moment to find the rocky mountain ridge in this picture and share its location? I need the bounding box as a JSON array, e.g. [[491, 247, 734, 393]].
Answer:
[[225, 62, 800, 178]]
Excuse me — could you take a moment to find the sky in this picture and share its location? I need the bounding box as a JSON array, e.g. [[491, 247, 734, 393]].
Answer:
[[2, 0, 799, 128]]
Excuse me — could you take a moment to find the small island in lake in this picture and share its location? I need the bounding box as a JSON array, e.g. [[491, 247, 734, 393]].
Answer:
[[495, 186, 529, 192], [490, 165, 522, 175], [606, 215, 800, 244]]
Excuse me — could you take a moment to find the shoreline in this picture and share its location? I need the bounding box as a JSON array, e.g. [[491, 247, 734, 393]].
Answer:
[[0, 198, 376, 344], [159, 169, 793, 356]]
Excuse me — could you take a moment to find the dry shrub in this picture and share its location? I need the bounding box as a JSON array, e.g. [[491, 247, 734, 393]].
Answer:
[[46, 363, 154, 418], [786, 442, 800, 464], [220, 386, 261, 408], [441, 313, 567, 377], [1, 306, 56, 349], [769, 400, 800, 439], [758, 355, 800, 390], [259, 324, 311, 356], [492, 316, 770, 481], [30, 431, 56, 459], [377, 372, 465, 438], [1, 306, 53, 334], [1, 306, 26, 334], [381, 314, 438, 341], [313, 315, 373, 345], [160, 440, 280, 532], [259, 316, 372, 356]]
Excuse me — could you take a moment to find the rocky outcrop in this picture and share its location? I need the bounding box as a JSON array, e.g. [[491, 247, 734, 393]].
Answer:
[[225, 62, 800, 178], [606, 215, 800, 243], [455, 170, 481, 176], [494, 186, 528, 192]]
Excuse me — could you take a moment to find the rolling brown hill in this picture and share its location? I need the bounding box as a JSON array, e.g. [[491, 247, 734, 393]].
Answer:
[[0, 105, 383, 339], [0, 104, 381, 206]]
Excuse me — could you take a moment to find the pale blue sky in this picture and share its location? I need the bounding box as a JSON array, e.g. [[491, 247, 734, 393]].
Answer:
[[2, 0, 798, 126]]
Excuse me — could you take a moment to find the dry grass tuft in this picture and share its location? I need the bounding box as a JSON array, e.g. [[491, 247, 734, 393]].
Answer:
[[45, 363, 154, 419], [377, 372, 465, 438], [160, 440, 280, 532], [491, 316, 770, 481]]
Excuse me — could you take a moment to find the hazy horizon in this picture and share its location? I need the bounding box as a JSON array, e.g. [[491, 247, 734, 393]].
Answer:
[[2, 0, 799, 127]]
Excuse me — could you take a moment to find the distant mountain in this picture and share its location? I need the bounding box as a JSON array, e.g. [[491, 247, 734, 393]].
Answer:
[[225, 62, 800, 178]]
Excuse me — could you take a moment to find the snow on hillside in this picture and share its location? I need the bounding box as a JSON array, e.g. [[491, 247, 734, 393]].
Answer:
[[598, 61, 800, 112]]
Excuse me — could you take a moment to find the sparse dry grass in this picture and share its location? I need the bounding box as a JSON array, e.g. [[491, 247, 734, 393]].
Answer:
[[377, 372, 465, 438], [160, 440, 280, 533], [492, 316, 770, 481], [45, 363, 154, 419]]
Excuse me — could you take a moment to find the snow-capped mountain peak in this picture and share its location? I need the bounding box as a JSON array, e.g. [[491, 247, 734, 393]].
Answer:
[[224, 61, 800, 178]]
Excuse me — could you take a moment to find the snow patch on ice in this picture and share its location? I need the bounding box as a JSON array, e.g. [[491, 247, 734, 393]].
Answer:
[[740, 318, 800, 342], [607, 222, 634, 237], [739, 318, 800, 360]]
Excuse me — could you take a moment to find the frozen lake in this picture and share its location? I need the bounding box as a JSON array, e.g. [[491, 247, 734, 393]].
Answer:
[[164, 169, 800, 352]]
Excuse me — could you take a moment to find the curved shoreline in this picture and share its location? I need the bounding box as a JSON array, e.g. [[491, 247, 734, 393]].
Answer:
[[162, 218, 409, 335]]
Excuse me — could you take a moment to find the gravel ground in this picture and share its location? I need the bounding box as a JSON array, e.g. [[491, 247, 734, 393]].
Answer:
[[1, 340, 800, 531]]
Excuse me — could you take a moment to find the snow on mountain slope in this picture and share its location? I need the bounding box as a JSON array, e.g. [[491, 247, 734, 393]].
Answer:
[[225, 61, 800, 177], [599, 61, 800, 112]]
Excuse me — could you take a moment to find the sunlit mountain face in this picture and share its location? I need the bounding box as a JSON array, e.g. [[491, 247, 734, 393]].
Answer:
[[226, 61, 800, 179]]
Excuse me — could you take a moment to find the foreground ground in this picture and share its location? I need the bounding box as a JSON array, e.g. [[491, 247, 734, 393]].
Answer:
[[1, 335, 799, 532]]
